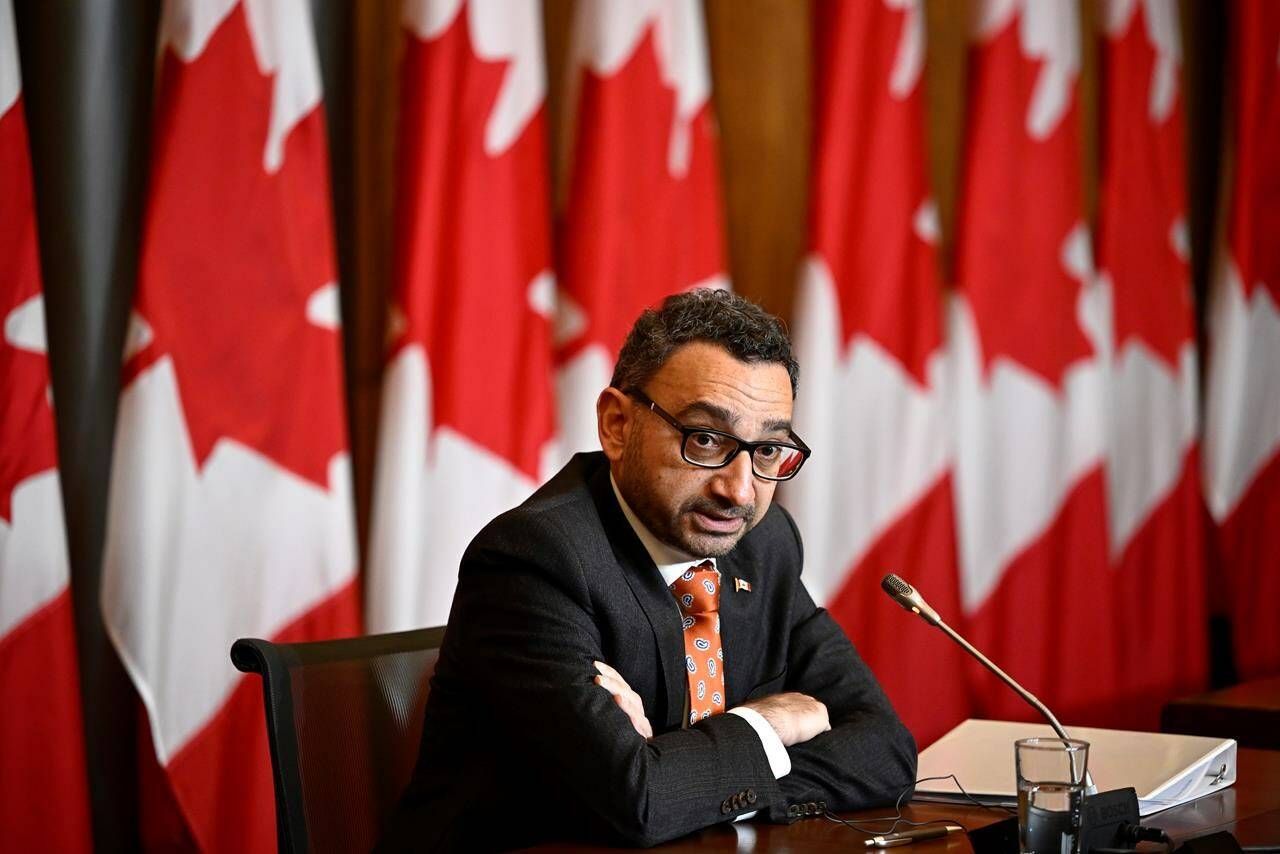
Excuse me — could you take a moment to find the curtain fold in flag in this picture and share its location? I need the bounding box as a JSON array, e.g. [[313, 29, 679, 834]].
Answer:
[[1203, 0, 1280, 680], [951, 0, 1124, 724], [0, 1, 93, 846], [554, 0, 729, 456], [782, 0, 968, 750], [366, 0, 560, 633], [101, 1, 361, 850], [1096, 0, 1207, 727]]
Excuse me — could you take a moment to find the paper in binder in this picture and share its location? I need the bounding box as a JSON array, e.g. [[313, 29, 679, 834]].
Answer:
[[916, 719, 1236, 816]]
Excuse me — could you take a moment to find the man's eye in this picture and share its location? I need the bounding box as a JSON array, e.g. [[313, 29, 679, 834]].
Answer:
[[691, 432, 722, 448], [756, 444, 781, 460]]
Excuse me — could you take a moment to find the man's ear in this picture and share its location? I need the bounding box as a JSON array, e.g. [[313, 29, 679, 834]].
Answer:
[[597, 387, 631, 462]]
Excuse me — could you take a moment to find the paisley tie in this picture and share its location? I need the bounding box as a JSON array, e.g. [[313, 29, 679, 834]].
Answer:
[[670, 560, 725, 724]]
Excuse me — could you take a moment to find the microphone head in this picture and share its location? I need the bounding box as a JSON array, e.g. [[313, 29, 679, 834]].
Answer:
[[881, 573, 914, 599], [880, 573, 942, 626]]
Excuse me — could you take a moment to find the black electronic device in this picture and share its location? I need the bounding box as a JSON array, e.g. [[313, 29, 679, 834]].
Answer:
[[964, 789, 1141, 854], [1078, 786, 1140, 853]]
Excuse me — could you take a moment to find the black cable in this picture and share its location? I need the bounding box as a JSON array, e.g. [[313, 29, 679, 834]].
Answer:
[[821, 774, 1011, 836]]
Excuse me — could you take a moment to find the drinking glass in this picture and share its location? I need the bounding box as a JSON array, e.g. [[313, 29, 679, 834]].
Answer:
[[1015, 737, 1090, 854]]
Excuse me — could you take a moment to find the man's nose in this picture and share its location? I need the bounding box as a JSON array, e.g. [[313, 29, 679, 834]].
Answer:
[[710, 449, 756, 506]]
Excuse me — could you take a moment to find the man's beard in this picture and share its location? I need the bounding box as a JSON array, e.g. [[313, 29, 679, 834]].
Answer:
[[621, 457, 757, 558]]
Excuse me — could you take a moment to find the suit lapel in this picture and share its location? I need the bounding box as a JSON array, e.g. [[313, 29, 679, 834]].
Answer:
[[588, 466, 687, 730], [717, 547, 760, 709]]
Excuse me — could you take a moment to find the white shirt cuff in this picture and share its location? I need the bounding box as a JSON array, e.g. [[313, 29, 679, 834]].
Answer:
[[727, 706, 791, 779]]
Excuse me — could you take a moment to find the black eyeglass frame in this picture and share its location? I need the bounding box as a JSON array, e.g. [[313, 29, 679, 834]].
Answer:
[[623, 388, 812, 481]]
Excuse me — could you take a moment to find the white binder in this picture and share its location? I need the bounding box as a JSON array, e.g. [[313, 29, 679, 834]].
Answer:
[[916, 719, 1237, 816]]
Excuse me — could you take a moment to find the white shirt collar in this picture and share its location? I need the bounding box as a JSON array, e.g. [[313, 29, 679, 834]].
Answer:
[[610, 474, 717, 586]]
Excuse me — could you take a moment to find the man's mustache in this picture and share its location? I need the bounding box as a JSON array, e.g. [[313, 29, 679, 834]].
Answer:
[[683, 498, 755, 523]]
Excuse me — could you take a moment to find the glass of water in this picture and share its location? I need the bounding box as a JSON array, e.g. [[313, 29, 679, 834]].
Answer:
[[1015, 737, 1090, 854]]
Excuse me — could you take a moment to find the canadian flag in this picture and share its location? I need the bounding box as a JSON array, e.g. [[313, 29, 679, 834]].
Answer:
[[783, 0, 968, 749], [1097, 0, 1207, 725], [366, 0, 559, 633], [0, 2, 93, 847], [951, 0, 1123, 722], [101, 1, 361, 850], [555, 0, 729, 455], [1203, 0, 1280, 680]]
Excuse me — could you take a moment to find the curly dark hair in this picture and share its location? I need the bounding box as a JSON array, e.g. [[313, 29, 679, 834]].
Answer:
[[610, 289, 799, 397]]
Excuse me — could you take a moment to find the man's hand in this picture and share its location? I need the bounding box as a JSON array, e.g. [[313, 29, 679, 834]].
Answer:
[[739, 692, 831, 747], [593, 661, 653, 740]]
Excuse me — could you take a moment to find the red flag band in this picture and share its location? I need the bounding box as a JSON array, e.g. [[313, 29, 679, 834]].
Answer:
[[554, 0, 729, 456], [367, 0, 560, 633], [783, 0, 967, 749], [1204, 0, 1280, 680], [0, 1, 93, 846]]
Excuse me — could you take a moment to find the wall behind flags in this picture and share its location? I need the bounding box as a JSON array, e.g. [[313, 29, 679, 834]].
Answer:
[[6, 0, 1258, 848]]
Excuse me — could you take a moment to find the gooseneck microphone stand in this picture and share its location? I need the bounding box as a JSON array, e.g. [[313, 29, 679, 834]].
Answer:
[[881, 573, 1096, 792]]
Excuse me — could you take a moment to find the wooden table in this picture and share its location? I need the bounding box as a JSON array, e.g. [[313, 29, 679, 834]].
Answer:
[[1163, 677, 1280, 750], [528, 748, 1280, 852]]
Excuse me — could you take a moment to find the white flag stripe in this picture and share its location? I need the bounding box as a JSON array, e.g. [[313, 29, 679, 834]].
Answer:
[[368, 347, 541, 632], [104, 358, 355, 761], [0, 473, 69, 639], [1204, 261, 1280, 521], [950, 293, 1108, 611], [0, 0, 20, 116], [788, 256, 950, 605], [3, 293, 47, 355]]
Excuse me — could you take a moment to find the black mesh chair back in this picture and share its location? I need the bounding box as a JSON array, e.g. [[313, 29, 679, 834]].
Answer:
[[231, 627, 445, 854]]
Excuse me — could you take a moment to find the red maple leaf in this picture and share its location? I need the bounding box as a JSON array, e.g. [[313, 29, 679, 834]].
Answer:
[[1, 96, 59, 523], [392, 12, 556, 481], [955, 16, 1093, 388], [810, 0, 942, 386], [556, 24, 726, 364], [1227, 1, 1280, 304], [1097, 4, 1194, 370], [127, 4, 346, 489]]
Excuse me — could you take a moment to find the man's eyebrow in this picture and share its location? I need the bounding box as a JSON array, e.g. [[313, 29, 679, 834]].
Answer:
[[676, 401, 793, 436], [677, 400, 737, 426], [761, 418, 793, 435]]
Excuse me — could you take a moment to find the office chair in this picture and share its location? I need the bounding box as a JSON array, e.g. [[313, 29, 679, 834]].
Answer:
[[231, 626, 445, 853]]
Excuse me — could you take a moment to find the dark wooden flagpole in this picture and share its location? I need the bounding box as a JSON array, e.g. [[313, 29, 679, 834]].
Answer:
[[13, 1, 161, 848]]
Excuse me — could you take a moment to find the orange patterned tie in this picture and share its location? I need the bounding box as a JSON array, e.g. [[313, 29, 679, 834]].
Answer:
[[670, 561, 725, 724]]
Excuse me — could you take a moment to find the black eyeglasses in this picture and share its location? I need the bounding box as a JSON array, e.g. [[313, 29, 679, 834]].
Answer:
[[624, 389, 811, 481]]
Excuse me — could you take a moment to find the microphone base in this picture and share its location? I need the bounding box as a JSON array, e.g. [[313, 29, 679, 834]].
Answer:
[[967, 788, 1141, 854], [1078, 787, 1139, 853]]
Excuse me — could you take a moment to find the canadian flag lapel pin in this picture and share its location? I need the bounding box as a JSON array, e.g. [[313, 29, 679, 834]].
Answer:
[[734, 578, 751, 593]]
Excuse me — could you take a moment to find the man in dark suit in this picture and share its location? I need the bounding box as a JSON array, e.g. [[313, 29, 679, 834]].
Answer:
[[383, 289, 917, 851]]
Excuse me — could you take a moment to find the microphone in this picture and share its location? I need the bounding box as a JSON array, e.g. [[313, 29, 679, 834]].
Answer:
[[881, 573, 1096, 792], [881, 573, 942, 626]]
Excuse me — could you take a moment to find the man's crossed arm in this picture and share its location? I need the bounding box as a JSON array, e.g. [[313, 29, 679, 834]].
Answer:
[[594, 659, 830, 749]]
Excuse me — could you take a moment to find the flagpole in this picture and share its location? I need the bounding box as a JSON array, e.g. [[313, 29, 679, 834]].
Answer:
[[13, 0, 161, 846]]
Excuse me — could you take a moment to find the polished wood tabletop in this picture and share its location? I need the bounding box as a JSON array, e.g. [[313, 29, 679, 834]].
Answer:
[[527, 748, 1280, 852], [1164, 677, 1280, 750]]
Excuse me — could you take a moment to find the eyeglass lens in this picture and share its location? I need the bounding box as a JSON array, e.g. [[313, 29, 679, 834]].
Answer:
[[682, 432, 805, 479]]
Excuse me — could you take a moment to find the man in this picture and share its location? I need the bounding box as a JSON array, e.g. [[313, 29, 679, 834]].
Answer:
[[383, 290, 917, 851]]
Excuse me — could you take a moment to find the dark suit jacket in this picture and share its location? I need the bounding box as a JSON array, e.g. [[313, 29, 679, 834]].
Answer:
[[381, 452, 916, 851]]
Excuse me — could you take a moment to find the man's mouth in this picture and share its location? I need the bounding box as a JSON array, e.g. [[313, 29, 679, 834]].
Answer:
[[690, 508, 748, 534]]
